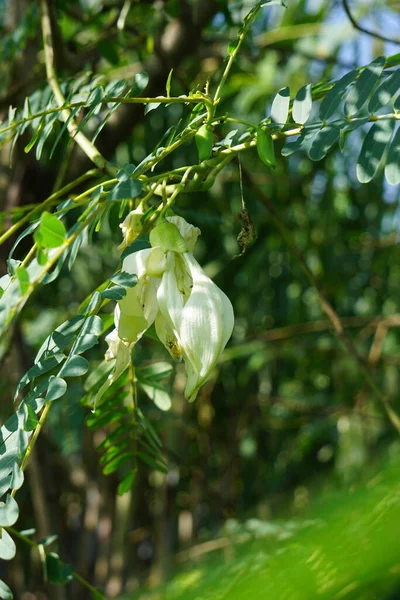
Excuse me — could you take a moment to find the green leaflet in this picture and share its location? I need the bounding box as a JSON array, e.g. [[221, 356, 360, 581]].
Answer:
[[319, 70, 358, 121], [357, 118, 396, 183], [256, 128, 276, 168], [368, 69, 400, 113], [385, 125, 400, 185], [270, 87, 290, 127], [0, 579, 13, 600], [344, 56, 385, 117], [34, 211, 67, 249], [309, 121, 345, 161], [292, 84, 312, 125]]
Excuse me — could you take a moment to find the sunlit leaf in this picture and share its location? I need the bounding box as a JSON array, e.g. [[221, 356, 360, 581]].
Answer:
[[34, 211, 67, 249], [319, 70, 358, 121], [292, 84, 312, 125], [344, 56, 385, 116], [0, 528, 16, 560], [356, 118, 395, 183], [270, 87, 290, 127], [385, 125, 400, 185], [0, 495, 19, 527], [45, 376, 67, 402], [368, 69, 400, 113], [58, 356, 89, 378]]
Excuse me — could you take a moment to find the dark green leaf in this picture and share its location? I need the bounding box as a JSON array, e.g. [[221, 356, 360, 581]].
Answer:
[[79, 315, 104, 336], [10, 464, 23, 492], [45, 553, 74, 585], [68, 229, 85, 271], [102, 452, 135, 475], [17, 353, 65, 396], [100, 441, 130, 466], [270, 87, 290, 127], [384, 125, 400, 185], [105, 79, 127, 100], [87, 407, 129, 429], [256, 128, 276, 168], [108, 179, 142, 201], [100, 286, 127, 301], [292, 84, 312, 125], [35, 113, 59, 160], [92, 101, 121, 143], [308, 121, 345, 161], [24, 404, 38, 431], [281, 124, 320, 157], [137, 451, 168, 473], [344, 57, 385, 116], [117, 164, 136, 182], [73, 334, 99, 354], [58, 356, 89, 378], [131, 71, 149, 96], [368, 69, 400, 113], [117, 470, 137, 495], [357, 119, 396, 183], [45, 376, 67, 402], [110, 271, 138, 288], [34, 212, 67, 249], [49, 106, 81, 159], [319, 70, 358, 121]]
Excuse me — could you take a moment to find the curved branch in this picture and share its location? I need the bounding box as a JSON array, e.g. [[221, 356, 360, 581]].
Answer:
[[342, 0, 400, 45]]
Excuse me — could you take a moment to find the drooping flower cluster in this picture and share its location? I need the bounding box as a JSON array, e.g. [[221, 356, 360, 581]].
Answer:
[[101, 215, 234, 403]]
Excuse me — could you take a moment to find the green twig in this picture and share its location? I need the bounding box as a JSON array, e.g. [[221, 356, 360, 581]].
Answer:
[[6, 527, 106, 599], [11, 404, 52, 497], [0, 169, 99, 246], [40, 0, 116, 175], [213, 4, 262, 104]]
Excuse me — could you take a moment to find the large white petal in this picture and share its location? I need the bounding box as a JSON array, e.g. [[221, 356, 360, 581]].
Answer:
[[156, 253, 184, 335], [122, 248, 152, 277], [180, 253, 234, 401]]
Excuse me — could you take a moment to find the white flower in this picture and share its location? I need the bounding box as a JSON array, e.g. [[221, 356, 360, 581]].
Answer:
[[156, 251, 234, 401], [103, 215, 234, 403], [117, 248, 161, 343]]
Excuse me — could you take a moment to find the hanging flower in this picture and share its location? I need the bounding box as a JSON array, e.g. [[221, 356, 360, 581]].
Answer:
[[103, 215, 234, 403], [156, 250, 234, 401]]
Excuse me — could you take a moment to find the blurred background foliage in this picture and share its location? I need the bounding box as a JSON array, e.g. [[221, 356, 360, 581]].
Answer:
[[0, 0, 400, 598]]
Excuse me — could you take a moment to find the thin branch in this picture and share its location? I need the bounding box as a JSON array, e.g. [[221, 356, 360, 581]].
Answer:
[[213, 4, 262, 104], [342, 0, 400, 45], [0, 169, 99, 246], [6, 527, 106, 599], [11, 404, 52, 499], [39, 0, 116, 175]]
